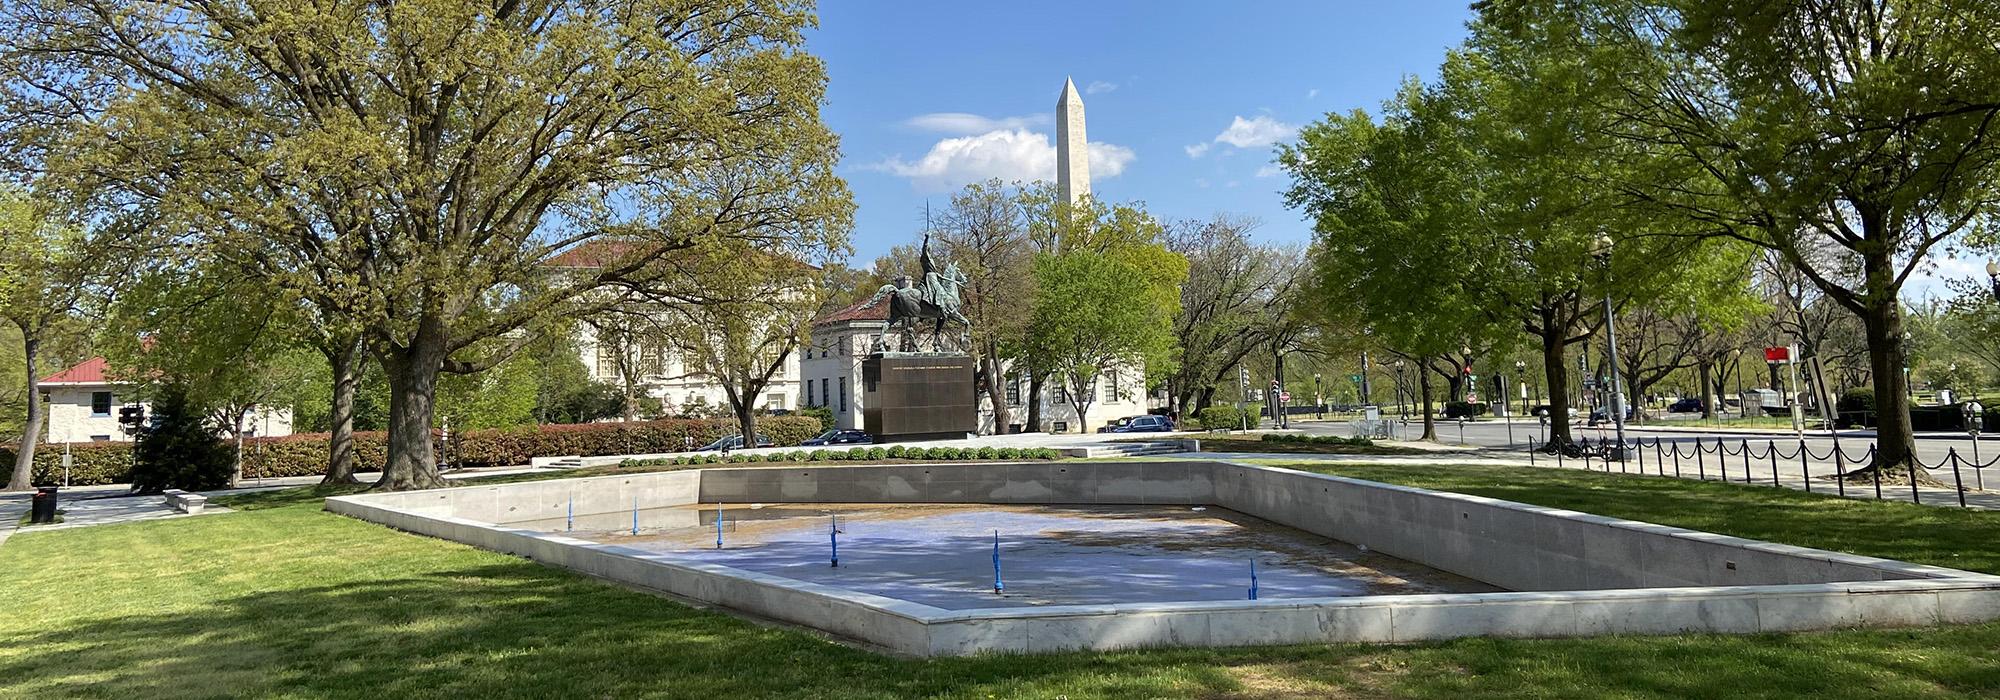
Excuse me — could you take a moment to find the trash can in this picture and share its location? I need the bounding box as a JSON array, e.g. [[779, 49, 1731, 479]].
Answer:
[[30, 486, 58, 524]]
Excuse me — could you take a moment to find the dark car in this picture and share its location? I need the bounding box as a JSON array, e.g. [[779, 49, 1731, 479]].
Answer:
[[1668, 397, 1703, 413], [800, 429, 874, 446], [1099, 415, 1177, 433], [697, 434, 773, 451], [1588, 406, 1636, 424], [1531, 405, 1581, 418]]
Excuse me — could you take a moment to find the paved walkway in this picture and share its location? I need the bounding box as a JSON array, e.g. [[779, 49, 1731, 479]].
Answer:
[[0, 465, 560, 546]]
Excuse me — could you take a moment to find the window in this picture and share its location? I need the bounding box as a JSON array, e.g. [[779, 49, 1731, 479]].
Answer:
[[595, 344, 620, 379], [90, 391, 112, 417], [820, 378, 830, 408], [805, 380, 815, 407], [90, 435, 111, 442], [1053, 385, 1068, 405], [1103, 371, 1119, 403], [1005, 374, 1020, 405], [838, 377, 848, 413], [766, 394, 786, 410]]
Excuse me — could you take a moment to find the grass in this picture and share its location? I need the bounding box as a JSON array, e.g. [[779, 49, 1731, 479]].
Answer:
[[15, 509, 63, 526], [0, 463, 1994, 698], [1193, 436, 1431, 456]]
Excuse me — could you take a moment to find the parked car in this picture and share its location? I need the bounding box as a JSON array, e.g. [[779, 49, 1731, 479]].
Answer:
[[1099, 415, 1177, 433], [697, 434, 773, 451], [1668, 397, 1703, 413], [1530, 405, 1581, 418], [1588, 406, 1636, 424], [800, 429, 874, 446]]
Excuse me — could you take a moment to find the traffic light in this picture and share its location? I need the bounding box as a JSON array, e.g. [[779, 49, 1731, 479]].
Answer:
[[117, 405, 146, 436]]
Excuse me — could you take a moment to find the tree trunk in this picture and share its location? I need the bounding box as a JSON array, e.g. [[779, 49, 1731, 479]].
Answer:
[[980, 349, 1011, 434], [8, 334, 42, 492], [1857, 297, 1919, 474], [374, 325, 449, 491], [1540, 328, 1574, 451], [1025, 374, 1045, 432], [1418, 363, 1437, 441], [1069, 374, 1091, 434], [1196, 386, 1216, 413], [322, 339, 362, 485], [1696, 357, 1717, 419]]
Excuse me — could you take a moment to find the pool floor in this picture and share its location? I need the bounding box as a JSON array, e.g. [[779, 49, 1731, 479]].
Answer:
[[570, 504, 1497, 609]]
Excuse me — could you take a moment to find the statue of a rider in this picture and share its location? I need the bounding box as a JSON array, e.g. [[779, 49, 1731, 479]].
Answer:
[[869, 232, 971, 352]]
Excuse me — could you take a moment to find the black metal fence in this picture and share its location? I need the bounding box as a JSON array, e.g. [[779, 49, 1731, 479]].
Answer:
[[1523, 435, 1994, 509]]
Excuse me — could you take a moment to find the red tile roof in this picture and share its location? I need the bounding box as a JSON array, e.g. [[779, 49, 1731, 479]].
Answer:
[[814, 295, 889, 326], [40, 356, 112, 385]]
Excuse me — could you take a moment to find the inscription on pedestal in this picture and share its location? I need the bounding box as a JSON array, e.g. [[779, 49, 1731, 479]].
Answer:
[[862, 353, 976, 442]]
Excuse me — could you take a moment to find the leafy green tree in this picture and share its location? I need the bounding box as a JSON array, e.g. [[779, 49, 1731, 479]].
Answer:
[[10, 0, 854, 489], [1522, 0, 2000, 471], [663, 248, 824, 444], [0, 190, 111, 491], [1024, 249, 1186, 433], [936, 179, 1034, 433], [1163, 215, 1301, 419]]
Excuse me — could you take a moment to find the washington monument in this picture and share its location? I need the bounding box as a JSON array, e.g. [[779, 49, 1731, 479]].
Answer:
[[1057, 77, 1090, 206]]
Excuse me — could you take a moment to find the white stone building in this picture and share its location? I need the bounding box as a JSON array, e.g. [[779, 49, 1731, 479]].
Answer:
[[37, 356, 293, 442], [571, 323, 803, 416]]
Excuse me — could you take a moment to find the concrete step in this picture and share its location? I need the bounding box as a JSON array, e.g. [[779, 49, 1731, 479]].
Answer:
[[1074, 441, 1190, 458]]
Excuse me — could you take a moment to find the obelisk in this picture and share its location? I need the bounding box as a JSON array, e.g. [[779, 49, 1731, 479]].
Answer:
[[1056, 78, 1090, 206]]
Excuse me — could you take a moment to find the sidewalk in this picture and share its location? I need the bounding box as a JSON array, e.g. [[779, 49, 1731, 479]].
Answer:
[[0, 464, 560, 545]]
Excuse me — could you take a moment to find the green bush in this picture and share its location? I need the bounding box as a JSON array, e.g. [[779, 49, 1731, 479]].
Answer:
[[1195, 405, 1246, 431], [130, 387, 237, 493], [866, 447, 886, 460], [886, 445, 906, 458], [808, 449, 829, 461], [906, 447, 929, 459], [996, 447, 1019, 459], [976, 446, 997, 460], [796, 406, 835, 433]]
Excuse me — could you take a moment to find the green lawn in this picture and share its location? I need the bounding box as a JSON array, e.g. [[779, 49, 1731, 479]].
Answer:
[[2, 463, 1998, 698]]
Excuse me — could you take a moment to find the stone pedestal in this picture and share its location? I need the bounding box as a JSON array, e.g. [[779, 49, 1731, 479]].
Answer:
[[862, 352, 976, 442]]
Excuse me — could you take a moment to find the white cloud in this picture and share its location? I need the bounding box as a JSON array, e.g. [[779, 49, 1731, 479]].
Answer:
[[1213, 115, 1298, 148], [1195, 178, 1210, 189], [1085, 80, 1117, 95], [1186, 114, 1300, 159], [876, 129, 1135, 192], [903, 112, 1049, 135], [1307, 88, 1319, 99], [1255, 164, 1282, 178]]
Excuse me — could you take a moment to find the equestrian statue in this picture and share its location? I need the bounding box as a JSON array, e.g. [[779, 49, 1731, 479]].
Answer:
[[868, 232, 971, 353]]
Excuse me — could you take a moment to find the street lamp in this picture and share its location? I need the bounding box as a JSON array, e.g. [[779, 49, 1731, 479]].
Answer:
[[1593, 233, 1629, 457], [1460, 344, 1472, 403], [1988, 260, 1999, 301], [1393, 359, 1407, 417], [1514, 359, 1527, 419]]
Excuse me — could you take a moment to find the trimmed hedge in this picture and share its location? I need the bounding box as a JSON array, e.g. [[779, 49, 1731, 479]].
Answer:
[[1443, 401, 1489, 419], [1195, 405, 1248, 431], [3, 416, 821, 487], [626, 446, 1061, 468], [1260, 433, 1377, 447]]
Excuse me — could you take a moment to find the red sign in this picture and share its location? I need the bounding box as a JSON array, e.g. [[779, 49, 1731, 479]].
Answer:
[[1764, 346, 1791, 362]]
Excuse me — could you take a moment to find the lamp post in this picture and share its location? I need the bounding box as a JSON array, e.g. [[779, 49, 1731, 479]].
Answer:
[[1314, 373, 1323, 419], [1393, 359, 1407, 418], [1988, 260, 1999, 301], [1514, 360, 1527, 419], [1460, 344, 1472, 404], [1593, 234, 1629, 458]]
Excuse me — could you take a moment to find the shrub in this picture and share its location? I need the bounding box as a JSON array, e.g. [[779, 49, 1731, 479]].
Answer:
[[789, 451, 807, 462], [130, 387, 237, 493], [1443, 401, 1489, 419], [1034, 448, 1059, 459], [1195, 405, 1245, 431], [808, 449, 829, 461], [885, 445, 906, 458], [867, 447, 886, 460], [996, 447, 1019, 459], [797, 405, 835, 433], [905, 447, 929, 459], [976, 446, 997, 460]]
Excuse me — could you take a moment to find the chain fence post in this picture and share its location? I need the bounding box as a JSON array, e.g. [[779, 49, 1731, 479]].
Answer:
[[1673, 442, 1681, 479], [1696, 437, 1706, 481], [1654, 438, 1665, 476], [1870, 446, 1882, 500], [1950, 448, 1967, 508], [1910, 454, 1921, 505], [1768, 440, 1779, 488]]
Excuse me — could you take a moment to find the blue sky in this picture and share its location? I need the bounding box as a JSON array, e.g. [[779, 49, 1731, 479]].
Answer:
[[809, 1, 1477, 263]]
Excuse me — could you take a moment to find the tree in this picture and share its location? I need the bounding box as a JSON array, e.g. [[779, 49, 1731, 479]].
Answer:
[[659, 248, 823, 444], [0, 190, 109, 491], [1024, 250, 1185, 433], [935, 179, 1034, 433], [1939, 279, 2000, 390], [1546, 0, 2000, 472], [1163, 215, 1300, 419], [129, 384, 236, 494], [9, 0, 854, 489]]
